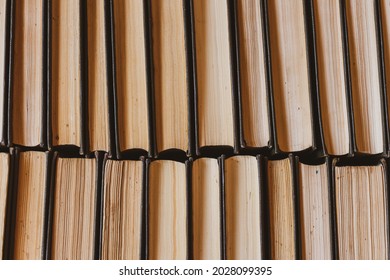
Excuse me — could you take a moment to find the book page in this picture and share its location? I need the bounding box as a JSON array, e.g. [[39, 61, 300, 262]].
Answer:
[[51, 0, 81, 147], [269, 0, 312, 152], [87, 0, 109, 152], [314, 0, 349, 155], [267, 158, 295, 259], [225, 156, 261, 259], [14, 152, 46, 259], [102, 160, 143, 260], [114, 0, 149, 152], [152, 0, 188, 153], [336, 165, 388, 259], [194, 0, 234, 147], [299, 162, 331, 259], [192, 158, 220, 260], [149, 160, 187, 259], [238, 0, 270, 148], [12, 0, 43, 146], [52, 157, 96, 260], [346, 0, 383, 154]]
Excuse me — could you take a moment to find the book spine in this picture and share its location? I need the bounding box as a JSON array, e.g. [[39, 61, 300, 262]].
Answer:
[[41, 150, 53, 259], [304, 0, 325, 157], [45, 151, 58, 259], [325, 157, 337, 260], [103, 0, 117, 159], [290, 154, 300, 260], [188, 0, 200, 157], [4, 0, 14, 148], [261, 0, 279, 156], [219, 155, 226, 260], [183, 0, 196, 157], [93, 151, 105, 259], [80, 0, 88, 155], [140, 157, 147, 260], [97, 153, 108, 259], [226, 0, 240, 155], [144, 0, 156, 159]]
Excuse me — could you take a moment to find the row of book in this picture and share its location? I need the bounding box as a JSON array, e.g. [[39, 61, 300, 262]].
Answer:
[[0, 149, 388, 260], [2, 0, 390, 158]]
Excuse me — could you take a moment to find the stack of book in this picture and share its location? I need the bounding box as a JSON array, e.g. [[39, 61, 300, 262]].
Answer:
[[0, 0, 389, 260]]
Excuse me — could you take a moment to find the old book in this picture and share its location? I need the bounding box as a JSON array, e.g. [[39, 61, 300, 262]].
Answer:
[[0, 0, 8, 145], [380, 0, 390, 146], [152, 0, 189, 154], [13, 151, 47, 259], [114, 0, 149, 153], [12, 0, 44, 147], [298, 161, 331, 260], [225, 156, 261, 260], [0, 152, 10, 259], [335, 163, 388, 259], [313, 0, 350, 155], [268, 0, 313, 152], [87, 0, 109, 152], [51, 0, 82, 148], [237, 0, 270, 148], [193, 0, 235, 149], [101, 159, 143, 260], [346, 0, 384, 154], [267, 157, 295, 259], [51, 157, 97, 260], [148, 160, 187, 259], [192, 158, 221, 260]]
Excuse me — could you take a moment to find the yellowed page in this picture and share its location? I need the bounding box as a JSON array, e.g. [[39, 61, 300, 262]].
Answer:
[[114, 0, 149, 151], [102, 160, 143, 260], [12, 0, 43, 146]]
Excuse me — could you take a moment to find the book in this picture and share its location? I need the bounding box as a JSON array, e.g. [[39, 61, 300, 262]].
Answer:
[[267, 157, 295, 259], [51, 0, 82, 149], [313, 0, 350, 155], [148, 160, 187, 259], [0, 0, 8, 145], [0, 152, 10, 259], [50, 156, 97, 260], [237, 0, 270, 149], [268, 0, 313, 152], [12, 0, 44, 147], [346, 0, 384, 154], [152, 0, 189, 154], [101, 159, 144, 260], [193, 0, 235, 150], [113, 0, 149, 154], [13, 151, 47, 259], [225, 156, 261, 260], [298, 160, 332, 259], [191, 158, 221, 260], [87, 0, 110, 152], [335, 163, 388, 259]]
